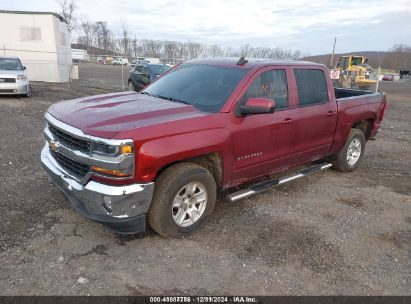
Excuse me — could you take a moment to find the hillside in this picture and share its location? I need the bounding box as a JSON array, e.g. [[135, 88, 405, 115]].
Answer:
[[304, 51, 411, 71]]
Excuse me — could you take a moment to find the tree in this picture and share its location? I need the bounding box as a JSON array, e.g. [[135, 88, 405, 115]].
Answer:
[[95, 21, 111, 54], [79, 18, 93, 52], [207, 44, 224, 57], [240, 44, 252, 57], [164, 41, 179, 61], [142, 40, 164, 58], [58, 0, 78, 32], [391, 44, 411, 53], [131, 37, 140, 58], [120, 22, 130, 57], [187, 42, 205, 59]]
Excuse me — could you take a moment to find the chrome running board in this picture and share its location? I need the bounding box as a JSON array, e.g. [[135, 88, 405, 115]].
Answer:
[[227, 163, 332, 202]]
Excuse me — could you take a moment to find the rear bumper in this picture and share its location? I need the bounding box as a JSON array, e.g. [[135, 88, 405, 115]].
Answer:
[[0, 81, 29, 95], [41, 144, 154, 234]]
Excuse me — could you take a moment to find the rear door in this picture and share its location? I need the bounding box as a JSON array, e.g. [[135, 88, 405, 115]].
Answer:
[[288, 67, 337, 163]]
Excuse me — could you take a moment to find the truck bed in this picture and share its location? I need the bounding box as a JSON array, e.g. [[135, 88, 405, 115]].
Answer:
[[334, 87, 377, 100]]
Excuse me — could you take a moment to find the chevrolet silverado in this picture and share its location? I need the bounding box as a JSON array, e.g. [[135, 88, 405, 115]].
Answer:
[[41, 57, 388, 238]]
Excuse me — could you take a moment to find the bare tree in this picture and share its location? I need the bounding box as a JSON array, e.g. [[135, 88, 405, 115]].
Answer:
[[224, 47, 240, 57], [142, 40, 164, 58], [252, 47, 271, 58], [95, 21, 111, 54], [58, 0, 78, 32], [79, 18, 93, 52], [240, 44, 252, 56], [187, 42, 205, 59], [164, 40, 179, 61], [176, 42, 188, 60], [207, 44, 224, 57], [120, 22, 130, 57], [74, 14, 307, 64], [131, 37, 140, 58]]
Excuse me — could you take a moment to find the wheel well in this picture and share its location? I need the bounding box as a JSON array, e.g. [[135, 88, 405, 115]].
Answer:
[[353, 119, 373, 139], [155, 153, 223, 188]]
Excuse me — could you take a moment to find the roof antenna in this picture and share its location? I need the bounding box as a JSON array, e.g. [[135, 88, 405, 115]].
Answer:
[[237, 56, 248, 65]]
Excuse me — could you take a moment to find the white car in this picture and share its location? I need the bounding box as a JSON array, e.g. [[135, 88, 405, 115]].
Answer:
[[0, 56, 32, 97], [112, 58, 129, 65]]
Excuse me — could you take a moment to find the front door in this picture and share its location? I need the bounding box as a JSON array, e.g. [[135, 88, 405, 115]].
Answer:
[[230, 67, 297, 183]]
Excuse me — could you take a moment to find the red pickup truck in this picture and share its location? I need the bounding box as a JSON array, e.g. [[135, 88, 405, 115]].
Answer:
[[41, 58, 387, 238]]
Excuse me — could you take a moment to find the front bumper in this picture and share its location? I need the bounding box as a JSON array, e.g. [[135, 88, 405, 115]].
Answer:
[[0, 80, 29, 95], [41, 144, 154, 234]]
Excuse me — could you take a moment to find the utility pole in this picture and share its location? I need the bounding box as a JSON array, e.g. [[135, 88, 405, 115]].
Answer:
[[330, 37, 337, 68], [375, 66, 381, 93], [121, 54, 125, 90]]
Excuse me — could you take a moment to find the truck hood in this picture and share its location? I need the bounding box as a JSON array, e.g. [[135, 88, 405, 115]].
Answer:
[[47, 92, 208, 138], [0, 70, 23, 77]]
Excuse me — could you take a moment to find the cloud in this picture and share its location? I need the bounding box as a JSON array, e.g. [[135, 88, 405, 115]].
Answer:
[[1, 0, 411, 54]]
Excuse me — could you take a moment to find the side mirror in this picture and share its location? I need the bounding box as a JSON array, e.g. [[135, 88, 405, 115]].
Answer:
[[23, 66, 27, 70], [239, 98, 276, 115]]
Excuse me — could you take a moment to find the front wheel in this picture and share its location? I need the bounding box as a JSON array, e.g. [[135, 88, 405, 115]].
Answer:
[[148, 163, 217, 238], [128, 81, 135, 91], [22, 84, 32, 97], [332, 128, 365, 172]]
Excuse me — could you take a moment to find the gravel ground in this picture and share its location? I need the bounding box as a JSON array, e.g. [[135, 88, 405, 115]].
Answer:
[[0, 64, 410, 295]]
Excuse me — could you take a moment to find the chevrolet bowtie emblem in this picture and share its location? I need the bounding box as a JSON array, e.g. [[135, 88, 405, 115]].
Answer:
[[49, 140, 59, 152]]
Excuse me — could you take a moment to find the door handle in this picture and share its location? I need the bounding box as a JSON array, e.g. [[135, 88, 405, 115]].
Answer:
[[281, 118, 293, 124], [326, 111, 336, 116]]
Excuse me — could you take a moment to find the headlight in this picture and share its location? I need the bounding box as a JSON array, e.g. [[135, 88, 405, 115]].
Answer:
[[17, 75, 26, 80], [92, 142, 119, 155], [92, 142, 133, 156], [89, 140, 134, 179]]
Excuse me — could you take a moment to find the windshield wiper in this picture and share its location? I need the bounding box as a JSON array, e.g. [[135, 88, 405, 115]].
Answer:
[[154, 95, 189, 105]]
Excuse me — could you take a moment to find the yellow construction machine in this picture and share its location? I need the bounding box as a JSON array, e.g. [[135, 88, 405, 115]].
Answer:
[[331, 55, 378, 90]]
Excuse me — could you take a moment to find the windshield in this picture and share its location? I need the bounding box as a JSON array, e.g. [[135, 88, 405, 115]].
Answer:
[[143, 63, 248, 112], [0, 58, 23, 70], [149, 64, 170, 75]]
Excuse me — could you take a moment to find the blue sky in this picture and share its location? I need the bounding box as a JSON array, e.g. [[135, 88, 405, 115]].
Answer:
[[2, 0, 411, 55]]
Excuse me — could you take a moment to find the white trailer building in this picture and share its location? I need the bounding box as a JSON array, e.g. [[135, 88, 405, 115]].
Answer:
[[0, 10, 72, 82]]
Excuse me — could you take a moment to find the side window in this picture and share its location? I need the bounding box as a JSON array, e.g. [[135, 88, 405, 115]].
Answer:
[[135, 65, 143, 73], [141, 66, 149, 75], [294, 69, 328, 106], [241, 69, 289, 110]]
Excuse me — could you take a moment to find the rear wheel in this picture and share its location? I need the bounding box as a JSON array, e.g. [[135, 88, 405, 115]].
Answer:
[[148, 163, 217, 238], [332, 128, 365, 172]]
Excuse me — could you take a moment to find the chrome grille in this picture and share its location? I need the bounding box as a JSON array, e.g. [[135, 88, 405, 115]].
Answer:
[[50, 149, 89, 180], [0, 78, 16, 83], [48, 124, 90, 153]]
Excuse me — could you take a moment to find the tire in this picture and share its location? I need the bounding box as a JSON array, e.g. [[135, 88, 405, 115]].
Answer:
[[22, 84, 32, 98], [128, 81, 135, 91], [332, 128, 365, 172], [148, 162, 217, 238]]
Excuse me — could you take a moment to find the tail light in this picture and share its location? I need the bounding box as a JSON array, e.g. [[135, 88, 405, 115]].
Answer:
[[379, 101, 388, 121]]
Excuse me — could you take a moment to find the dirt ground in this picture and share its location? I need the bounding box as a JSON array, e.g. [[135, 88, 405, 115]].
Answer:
[[0, 63, 410, 295]]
